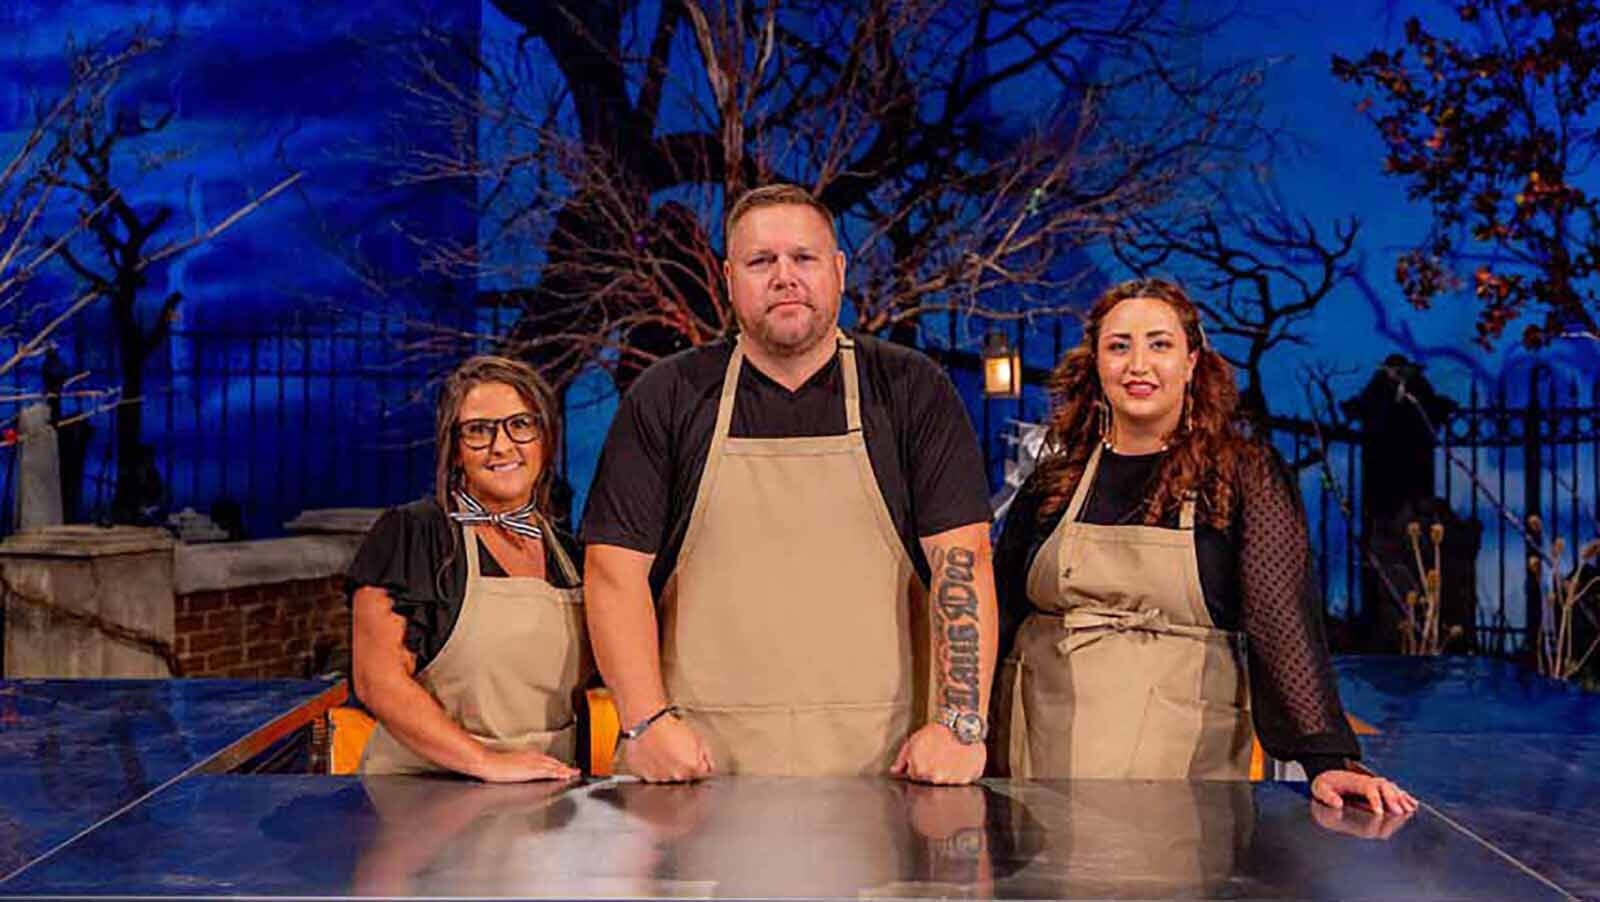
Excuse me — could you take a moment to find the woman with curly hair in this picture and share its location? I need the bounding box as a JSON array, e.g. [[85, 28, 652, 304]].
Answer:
[[991, 279, 1414, 813]]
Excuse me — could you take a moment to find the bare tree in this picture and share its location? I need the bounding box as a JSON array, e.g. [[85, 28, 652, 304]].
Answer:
[[2, 31, 300, 524], [0, 37, 149, 383], [48, 94, 186, 522], [383, 0, 1268, 391]]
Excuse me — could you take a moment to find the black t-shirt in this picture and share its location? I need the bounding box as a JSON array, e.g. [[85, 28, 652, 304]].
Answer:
[[345, 497, 584, 670], [580, 334, 992, 597], [994, 445, 1361, 781]]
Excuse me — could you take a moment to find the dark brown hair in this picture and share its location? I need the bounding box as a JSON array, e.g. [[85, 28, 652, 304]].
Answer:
[[1034, 278, 1246, 529], [724, 183, 838, 250]]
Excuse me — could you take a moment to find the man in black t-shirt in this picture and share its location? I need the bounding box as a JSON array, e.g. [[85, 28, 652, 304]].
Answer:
[[581, 184, 996, 783]]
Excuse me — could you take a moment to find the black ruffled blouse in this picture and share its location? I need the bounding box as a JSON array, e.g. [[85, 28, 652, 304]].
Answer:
[[994, 443, 1361, 782], [345, 497, 583, 670]]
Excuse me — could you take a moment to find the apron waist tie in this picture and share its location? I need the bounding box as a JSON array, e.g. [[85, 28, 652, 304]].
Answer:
[[1054, 606, 1222, 655]]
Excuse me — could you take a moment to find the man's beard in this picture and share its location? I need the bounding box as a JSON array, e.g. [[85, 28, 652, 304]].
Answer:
[[747, 300, 834, 357]]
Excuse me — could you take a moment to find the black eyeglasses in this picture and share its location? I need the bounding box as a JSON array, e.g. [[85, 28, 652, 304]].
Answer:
[[455, 413, 542, 450]]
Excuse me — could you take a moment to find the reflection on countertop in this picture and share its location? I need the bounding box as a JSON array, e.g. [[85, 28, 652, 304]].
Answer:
[[1362, 732, 1600, 900], [3, 774, 1564, 899]]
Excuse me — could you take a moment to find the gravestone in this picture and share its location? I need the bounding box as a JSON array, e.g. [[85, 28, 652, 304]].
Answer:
[[14, 403, 63, 530], [1341, 356, 1459, 647]]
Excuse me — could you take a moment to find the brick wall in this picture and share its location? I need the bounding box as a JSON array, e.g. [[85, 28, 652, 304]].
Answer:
[[175, 575, 349, 678]]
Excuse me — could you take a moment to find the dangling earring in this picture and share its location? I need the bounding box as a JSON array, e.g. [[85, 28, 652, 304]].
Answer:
[[1181, 385, 1193, 435], [1096, 397, 1114, 450]]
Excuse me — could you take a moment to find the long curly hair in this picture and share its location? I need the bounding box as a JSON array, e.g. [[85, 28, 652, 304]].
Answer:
[[1034, 278, 1246, 529]]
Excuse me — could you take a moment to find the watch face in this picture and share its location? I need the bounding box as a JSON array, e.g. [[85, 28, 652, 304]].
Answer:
[[955, 712, 984, 744]]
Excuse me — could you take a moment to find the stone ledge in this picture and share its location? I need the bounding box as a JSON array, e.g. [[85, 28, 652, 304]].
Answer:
[[175, 534, 363, 595], [284, 508, 384, 535], [0, 526, 175, 558]]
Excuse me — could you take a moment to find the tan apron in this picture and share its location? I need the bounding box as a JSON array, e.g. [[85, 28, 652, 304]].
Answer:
[[1003, 445, 1252, 779], [644, 334, 924, 776], [363, 521, 591, 774]]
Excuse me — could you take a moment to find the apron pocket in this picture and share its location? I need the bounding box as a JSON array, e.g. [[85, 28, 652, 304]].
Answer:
[[515, 601, 591, 699], [1187, 699, 1254, 781], [677, 702, 910, 776], [990, 655, 1028, 779], [682, 705, 794, 776], [1129, 689, 1252, 781], [791, 701, 910, 776]]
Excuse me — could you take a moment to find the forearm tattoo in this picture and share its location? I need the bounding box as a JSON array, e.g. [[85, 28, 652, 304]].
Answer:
[[931, 546, 981, 711]]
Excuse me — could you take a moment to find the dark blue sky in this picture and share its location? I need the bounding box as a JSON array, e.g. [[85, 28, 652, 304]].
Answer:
[[6, 0, 1590, 401]]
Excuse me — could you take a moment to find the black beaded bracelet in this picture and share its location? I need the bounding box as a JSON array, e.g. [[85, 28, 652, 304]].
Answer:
[[619, 705, 682, 742]]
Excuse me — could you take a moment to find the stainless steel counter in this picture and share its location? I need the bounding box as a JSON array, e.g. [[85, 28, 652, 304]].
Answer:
[[0, 775, 1568, 899], [2, 657, 1595, 899]]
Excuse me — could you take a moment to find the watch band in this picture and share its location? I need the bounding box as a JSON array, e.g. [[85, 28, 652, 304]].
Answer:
[[619, 705, 682, 742], [935, 706, 988, 744]]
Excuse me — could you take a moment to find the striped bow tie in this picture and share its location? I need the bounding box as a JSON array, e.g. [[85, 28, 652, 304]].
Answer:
[[449, 490, 544, 540]]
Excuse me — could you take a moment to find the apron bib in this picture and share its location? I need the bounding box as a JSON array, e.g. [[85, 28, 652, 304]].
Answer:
[[641, 334, 925, 775], [1005, 445, 1252, 779], [363, 520, 590, 774]]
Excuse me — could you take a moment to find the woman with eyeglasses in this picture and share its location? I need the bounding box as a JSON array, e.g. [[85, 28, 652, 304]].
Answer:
[[349, 355, 592, 779]]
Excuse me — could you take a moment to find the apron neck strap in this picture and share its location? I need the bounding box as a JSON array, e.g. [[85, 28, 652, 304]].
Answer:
[[837, 332, 861, 432], [715, 341, 746, 443], [1063, 443, 1103, 523], [718, 334, 859, 438], [460, 522, 483, 579]]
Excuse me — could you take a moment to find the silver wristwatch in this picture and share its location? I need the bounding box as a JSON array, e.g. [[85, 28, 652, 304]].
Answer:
[[935, 707, 987, 744]]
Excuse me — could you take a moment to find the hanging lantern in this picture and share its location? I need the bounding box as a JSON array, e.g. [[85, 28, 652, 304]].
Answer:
[[982, 330, 1021, 399]]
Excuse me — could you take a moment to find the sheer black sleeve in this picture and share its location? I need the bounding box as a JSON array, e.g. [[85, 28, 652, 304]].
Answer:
[[345, 499, 457, 661], [1237, 445, 1361, 780]]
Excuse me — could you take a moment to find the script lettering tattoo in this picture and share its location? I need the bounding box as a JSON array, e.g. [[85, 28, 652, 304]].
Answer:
[[933, 545, 981, 710]]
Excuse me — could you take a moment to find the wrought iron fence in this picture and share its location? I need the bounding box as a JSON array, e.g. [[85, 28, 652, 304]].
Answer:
[[0, 313, 445, 540]]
